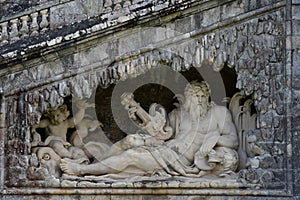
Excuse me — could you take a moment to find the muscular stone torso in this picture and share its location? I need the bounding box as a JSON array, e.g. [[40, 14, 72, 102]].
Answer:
[[46, 122, 69, 141], [167, 107, 219, 163]]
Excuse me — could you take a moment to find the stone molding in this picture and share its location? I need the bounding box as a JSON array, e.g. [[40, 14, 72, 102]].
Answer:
[[0, 0, 282, 67], [0, 188, 292, 196]]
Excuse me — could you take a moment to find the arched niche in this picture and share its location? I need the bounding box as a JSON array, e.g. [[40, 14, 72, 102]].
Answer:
[[93, 62, 241, 143]]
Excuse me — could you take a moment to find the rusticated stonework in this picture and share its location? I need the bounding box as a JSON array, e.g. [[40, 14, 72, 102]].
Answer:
[[0, 0, 299, 199]]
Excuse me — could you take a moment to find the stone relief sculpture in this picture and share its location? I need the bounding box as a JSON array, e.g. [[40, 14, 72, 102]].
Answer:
[[120, 92, 173, 140], [0, 3, 287, 191], [60, 81, 239, 178], [28, 99, 111, 179], [26, 79, 279, 188], [228, 93, 280, 187]]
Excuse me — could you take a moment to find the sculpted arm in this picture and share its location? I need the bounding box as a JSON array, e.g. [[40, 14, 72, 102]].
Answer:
[[166, 109, 178, 136], [216, 107, 238, 149], [67, 100, 94, 128], [31, 119, 50, 146], [33, 119, 50, 130]]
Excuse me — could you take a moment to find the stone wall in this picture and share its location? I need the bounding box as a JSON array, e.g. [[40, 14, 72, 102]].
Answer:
[[0, 0, 299, 199], [291, 0, 300, 196]]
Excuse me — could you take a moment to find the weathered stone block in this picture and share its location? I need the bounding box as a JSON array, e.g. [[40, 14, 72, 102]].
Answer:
[[260, 0, 273, 7], [292, 75, 300, 91], [293, 50, 300, 78], [293, 0, 300, 4], [141, 27, 164, 47], [292, 20, 300, 36], [50, 1, 87, 29], [175, 16, 192, 34], [49, 0, 103, 30], [292, 5, 300, 20], [118, 31, 142, 55], [249, 0, 257, 10], [76, 43, 109, 67], [222, 1, 245, 20], [106, 40, 119, 58], [84, 0, 104, 17], [202, 7, 220, 27], [165, 22, 176, 38], [155, 27, 167, 42], [292, 90, 300, 116], [292, 36, 300, 51], [292, 116, 300, 130], [292, 131, 300, 195], [193, 12, 203, 30]]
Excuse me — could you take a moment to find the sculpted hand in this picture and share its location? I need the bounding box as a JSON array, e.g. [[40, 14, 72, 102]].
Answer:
[[199, 135, 220, 157], [89, 121, 103, 132], [199, 143, 213, 157], [128, 106, 138, 121]]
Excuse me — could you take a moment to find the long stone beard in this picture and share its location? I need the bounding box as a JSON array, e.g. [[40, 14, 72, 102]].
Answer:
[[190, 103, 208, 121]]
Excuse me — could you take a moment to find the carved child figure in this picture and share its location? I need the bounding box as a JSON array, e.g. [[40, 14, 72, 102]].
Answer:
[[70, 116, 111, 148], [32, 100, 94, 162]]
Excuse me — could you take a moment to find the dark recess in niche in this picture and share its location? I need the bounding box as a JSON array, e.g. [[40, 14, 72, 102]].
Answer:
[[180, 66, 204, 82], [133, 83, 178, 115], [220, 64, 256, 114], [93, 65, 243, 143], [181, 65, 240, 106], [220, 64, 239, 99], [94, 83, 179, 143], [95, 84, 126, 143]]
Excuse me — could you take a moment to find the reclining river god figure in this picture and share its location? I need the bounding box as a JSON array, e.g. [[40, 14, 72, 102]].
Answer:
[[60, 81, 239, 178]]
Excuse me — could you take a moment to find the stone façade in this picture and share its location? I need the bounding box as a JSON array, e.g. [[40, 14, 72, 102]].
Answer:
[[0, 0, 299, 199]]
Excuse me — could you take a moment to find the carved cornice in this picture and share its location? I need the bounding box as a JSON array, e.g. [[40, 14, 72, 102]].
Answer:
[[0, 0, 257, 69]]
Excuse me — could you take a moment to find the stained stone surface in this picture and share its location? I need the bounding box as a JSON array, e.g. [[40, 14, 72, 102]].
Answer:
[[0, 0, 299, 199]]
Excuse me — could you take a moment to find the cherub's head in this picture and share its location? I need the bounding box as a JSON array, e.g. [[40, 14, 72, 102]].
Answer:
[[44, 105, 70, 125]]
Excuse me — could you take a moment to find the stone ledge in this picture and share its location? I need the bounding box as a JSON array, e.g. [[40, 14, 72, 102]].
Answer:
[[58, 175, 245, 189], [1, 187, 291, 196], [1, 174, 288, 196]]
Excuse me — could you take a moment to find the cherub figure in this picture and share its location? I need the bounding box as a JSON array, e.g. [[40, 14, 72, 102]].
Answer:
[[70, 116, 106, 147], [31, 100, 94, 162]]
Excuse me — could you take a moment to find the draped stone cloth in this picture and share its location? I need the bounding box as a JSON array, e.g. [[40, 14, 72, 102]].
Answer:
[[138, 107, 208, 176], [135, 102, 240, 177]]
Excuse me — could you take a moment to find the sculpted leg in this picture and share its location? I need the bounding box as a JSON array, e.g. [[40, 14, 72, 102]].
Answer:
[[50, 141, 73, 158], [60, 148, 161, 176], [60, 158, 114, 176]]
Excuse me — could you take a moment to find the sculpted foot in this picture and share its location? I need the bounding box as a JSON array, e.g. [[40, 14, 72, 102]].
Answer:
[[60, 159, 82, 176]]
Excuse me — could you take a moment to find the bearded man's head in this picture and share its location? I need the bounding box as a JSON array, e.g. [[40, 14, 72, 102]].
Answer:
[[183, 81, 211, 120]]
